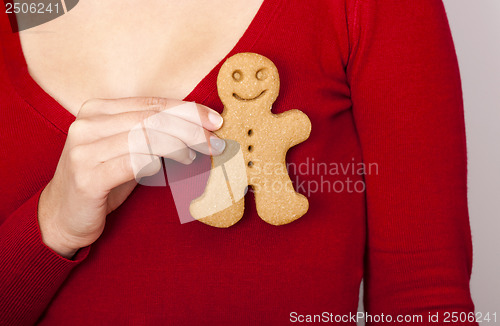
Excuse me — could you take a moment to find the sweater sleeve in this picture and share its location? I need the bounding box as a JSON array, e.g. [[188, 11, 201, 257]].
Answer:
[[345, 0, 477, 325], [0, 188, 90, 326]]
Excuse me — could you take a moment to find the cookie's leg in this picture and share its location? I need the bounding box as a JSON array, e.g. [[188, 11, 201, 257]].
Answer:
[[253, 172, 309, 226], [189, 141, 248, 228]]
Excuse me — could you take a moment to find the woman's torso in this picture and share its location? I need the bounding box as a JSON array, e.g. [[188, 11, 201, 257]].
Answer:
[[0, 1, 366, 324]]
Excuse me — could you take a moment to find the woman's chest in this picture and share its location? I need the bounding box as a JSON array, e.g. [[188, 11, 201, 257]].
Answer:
[[17, 0, 264, 115]]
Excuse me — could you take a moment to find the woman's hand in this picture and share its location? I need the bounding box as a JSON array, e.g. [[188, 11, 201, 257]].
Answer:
[[38, 98, 225, 258]]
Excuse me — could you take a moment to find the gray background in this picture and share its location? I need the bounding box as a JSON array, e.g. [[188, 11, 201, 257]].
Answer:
[[357, 1, 500, 323], [444, 0, 500, 318]]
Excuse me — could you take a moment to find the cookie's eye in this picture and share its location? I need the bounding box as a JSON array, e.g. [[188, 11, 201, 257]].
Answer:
[[256, 69, 267, 81], [232, 70, 243, 81]]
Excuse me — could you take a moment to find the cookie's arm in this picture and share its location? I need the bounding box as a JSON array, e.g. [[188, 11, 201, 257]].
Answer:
[[346, 0, 476, 324], [275, 110, 312, 147]]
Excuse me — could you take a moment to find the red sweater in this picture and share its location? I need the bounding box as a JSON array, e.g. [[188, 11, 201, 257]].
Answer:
[[0, 0, 477, 325]]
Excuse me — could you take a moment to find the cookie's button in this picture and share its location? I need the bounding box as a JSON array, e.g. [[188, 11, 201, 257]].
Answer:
[[248, 161, 254, 167], [248, 145, 253, 152], [248, 129, 253, 136]]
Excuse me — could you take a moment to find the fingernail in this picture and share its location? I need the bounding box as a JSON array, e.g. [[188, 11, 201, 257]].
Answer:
[[210, 137, 226, 154], [208, 112, 223, 128], [189, 150, 196, 161]]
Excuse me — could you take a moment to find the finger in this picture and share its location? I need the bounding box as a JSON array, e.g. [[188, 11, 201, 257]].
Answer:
[[77, 129, 198, 165], [70, 105, 225, 150], [77, 112, 224, 156], [68, 110, 158, 144], [96, 150, 199, 192], [106, 180, 138, 214], [141, 111, 225, 156], [93, 154, 162, 191], [69, 110, 164, 144], [78, 97, 223, 130]]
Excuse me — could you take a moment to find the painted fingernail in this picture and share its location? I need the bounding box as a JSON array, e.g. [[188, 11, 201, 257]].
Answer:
[[210, 137, 226, 154], [208, 112, 223, 128], [189, 150, 197, 161]]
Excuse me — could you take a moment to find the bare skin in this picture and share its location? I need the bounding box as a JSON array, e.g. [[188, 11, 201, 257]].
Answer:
[[17, 0, 264, 258], [19, 0, 264, 115]]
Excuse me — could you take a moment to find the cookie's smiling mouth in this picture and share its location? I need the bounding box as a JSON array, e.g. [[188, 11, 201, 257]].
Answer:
[[233, 90, 267, 101]]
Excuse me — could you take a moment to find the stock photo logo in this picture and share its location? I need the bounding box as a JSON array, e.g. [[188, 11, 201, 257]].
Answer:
[[3, 0, 79, 32]]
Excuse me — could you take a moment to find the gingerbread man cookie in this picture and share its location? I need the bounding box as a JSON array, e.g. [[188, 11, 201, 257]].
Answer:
[[189, 52, 311, 227]]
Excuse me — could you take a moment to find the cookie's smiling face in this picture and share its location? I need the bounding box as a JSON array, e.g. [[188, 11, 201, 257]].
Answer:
[[230, 68, 270, 102], [217, 53, 280, 109]]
